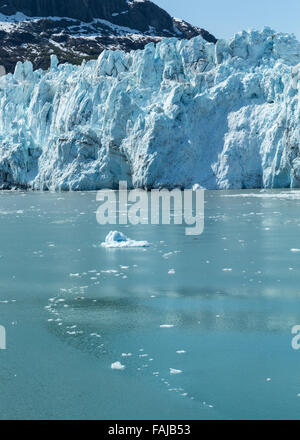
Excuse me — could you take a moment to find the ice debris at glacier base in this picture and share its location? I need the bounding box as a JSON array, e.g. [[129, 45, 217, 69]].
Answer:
[[1, 27, 300, 190], [101, 231, 150, 248]]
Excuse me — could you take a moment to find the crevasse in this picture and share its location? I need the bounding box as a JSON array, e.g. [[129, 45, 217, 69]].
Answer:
[[1, 27, 300, 190]]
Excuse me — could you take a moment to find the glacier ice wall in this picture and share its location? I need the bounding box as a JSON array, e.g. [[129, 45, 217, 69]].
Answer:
[[1, 27, 300, 190]]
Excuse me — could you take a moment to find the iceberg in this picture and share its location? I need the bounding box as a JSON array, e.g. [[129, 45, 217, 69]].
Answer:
[[111, 361, 125, 370], [1, 28, 300, 190], [101, 231, 150, 248], [170, 368, 182, 375]]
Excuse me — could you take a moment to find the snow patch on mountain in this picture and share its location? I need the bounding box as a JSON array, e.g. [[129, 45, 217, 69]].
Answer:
[[0, 12, 141, 35], [0, 28, 300, 190], [0, 2, 216, 73]]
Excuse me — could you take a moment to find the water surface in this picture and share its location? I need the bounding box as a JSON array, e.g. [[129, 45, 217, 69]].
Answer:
[[0, 189, 300, 420]]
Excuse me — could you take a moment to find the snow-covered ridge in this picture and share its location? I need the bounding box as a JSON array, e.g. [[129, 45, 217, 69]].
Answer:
[[1, 27, 300, 190], [0, 12, 141, 35], [0, 2, 216, 73]]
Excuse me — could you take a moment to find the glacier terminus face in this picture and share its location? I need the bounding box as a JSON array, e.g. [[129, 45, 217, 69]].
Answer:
[[1, 27, 300, 190]]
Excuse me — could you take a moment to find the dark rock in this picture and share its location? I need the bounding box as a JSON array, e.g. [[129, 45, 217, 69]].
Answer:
[[0, 0, 217, 72]]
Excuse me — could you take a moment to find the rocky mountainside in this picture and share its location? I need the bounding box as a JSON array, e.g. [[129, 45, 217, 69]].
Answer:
[[0, 0, 217, 72]]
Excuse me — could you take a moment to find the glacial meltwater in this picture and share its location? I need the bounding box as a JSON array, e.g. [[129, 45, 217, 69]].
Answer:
[[1, 189, 300, 420]]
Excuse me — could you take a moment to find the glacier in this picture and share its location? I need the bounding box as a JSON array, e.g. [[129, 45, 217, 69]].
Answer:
[[1, 27, 300, 190]]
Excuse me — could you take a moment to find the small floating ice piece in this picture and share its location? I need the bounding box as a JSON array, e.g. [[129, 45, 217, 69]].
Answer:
[[291, 249, 300, 252], [168, 269, 176, 274], [170, 368, 182, 375], [160, 324, 174, 328], [90, 333, 101, 338], [176, 350, 186, 354], [101, 269, 118, 273], [111, 361, 125, 370], [101, 231, 150, 248]]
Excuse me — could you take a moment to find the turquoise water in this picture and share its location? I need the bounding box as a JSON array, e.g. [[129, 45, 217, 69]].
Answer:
[[1, 189, 300, 420]]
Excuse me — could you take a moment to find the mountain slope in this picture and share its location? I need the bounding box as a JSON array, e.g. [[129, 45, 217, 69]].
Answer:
[[0, 28, 300, 190], [0, 0, 217, 72]]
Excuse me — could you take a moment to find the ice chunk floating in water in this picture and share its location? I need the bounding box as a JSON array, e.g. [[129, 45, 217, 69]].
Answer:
[[111, 361, 125, 370], [170, 368, 183, 375], [101, 231, 150, 248]]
